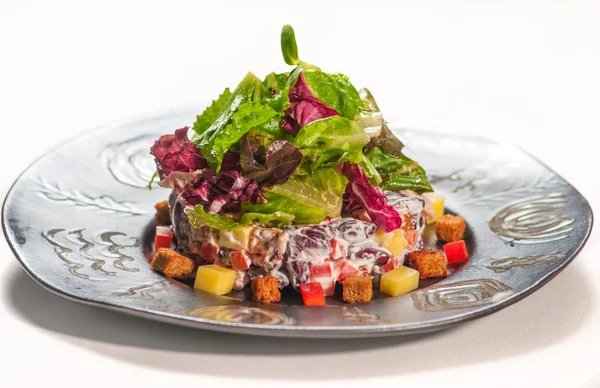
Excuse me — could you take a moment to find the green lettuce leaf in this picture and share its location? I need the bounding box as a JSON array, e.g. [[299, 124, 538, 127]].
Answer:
[[365, 147, 432, 193], [304, 71, 363, 120], [194, 72, 268, 171], [293, 116, 369, 170], [242, 168, 347, 224], [192, 88, 232, 136], [185, 206, 295, 231]]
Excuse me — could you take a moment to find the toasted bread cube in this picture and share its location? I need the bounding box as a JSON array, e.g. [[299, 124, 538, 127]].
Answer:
[[435, 214, 466, 242], [194, 265, 236, 295], [251, 276, 281, 304], [408, 249, 448, 279], [151, 248, 194, 279], [342, 276, 373, 304], [154, 200, 171, 225], [380, 266, 419, 297]]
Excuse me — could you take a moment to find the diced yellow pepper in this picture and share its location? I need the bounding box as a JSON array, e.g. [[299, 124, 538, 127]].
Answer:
[[373, 229, 408, 257], [218, 226, 254, 250], [194, 265, 236, 295], [380, 266, 419, 297], [423, 192, 444, 224]]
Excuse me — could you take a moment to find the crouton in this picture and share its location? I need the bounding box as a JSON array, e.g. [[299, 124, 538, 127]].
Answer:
[[151, 248, 194, 279], [408, 249, 448, 279], [342, 276, 373, 304], [154, 200, 171, 225], [435, 214, 465, 242], [251, 276, 281, 304]]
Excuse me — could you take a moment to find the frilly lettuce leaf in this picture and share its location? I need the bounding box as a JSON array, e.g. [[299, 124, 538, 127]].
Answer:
[[293, 116, 369, 170], [194, 72, 270, 171], [365, 147, 432, 193], [192, 88, 232, 136], [185, 206, 294, 231], [242, 168, 347, 224], [304, 71, 363, 120]]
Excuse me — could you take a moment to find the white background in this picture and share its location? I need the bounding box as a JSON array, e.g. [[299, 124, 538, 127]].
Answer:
[[1, 1, 599, 387]]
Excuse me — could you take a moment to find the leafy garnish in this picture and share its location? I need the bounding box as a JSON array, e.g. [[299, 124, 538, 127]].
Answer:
[[365, 147, 432, 193], [147, 171, 158, 190], [150, 127, 207, 181], [293, 116, 369, 170], [192, 88, 232, 136], [185, 206, 294, 231], [193, 72, 267, 171], [181, 170, 265, 214], [243, 168, 347, 224], [338, 162, 401, 232], [281, 72, 339, 136], [240, 133, 302, 186], [303, 71, 363, 120], [280, 25, 320, 71]]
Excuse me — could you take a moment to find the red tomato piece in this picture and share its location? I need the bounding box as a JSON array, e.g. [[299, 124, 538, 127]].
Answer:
[[334, 259, 360, 282], [310, 259, 332, 279], [299, 282, 326, 306], [230, 250, 250, 271], [443, 240, 468, 263], [154, 226, 173, 251]]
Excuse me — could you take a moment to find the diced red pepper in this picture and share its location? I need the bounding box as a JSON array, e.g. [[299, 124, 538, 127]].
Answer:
[[317, 277, 336, 296], [199, 242, 219, 263], [443, 240, 468, 263], [333, 259, 360, 282], [310, 258, 332, 278], [299, 282, 326, 306], [154, 226, 173, 251], [230, 250, 250, 271], [329, 239, 346, 260], [380, 257, 397, 273], [405, 229, 418, 251]]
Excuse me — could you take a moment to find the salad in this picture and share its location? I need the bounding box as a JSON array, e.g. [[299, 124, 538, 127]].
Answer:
[[148, 26, 468, 305]]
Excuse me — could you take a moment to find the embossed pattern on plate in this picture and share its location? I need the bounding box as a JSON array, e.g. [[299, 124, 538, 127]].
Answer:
[[2, 109, 593, 337]]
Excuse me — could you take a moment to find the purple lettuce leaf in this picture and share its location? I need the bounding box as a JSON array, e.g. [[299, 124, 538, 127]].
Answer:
[[281, 72, 339, 136], [150, 127, 207, 181], [240, 133, 302, 187], [338, 162, 402, 232], [182, 170, 266, 214]]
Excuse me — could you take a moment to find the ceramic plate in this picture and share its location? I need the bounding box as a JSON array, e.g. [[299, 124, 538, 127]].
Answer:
[[2, 109, 592, 338]]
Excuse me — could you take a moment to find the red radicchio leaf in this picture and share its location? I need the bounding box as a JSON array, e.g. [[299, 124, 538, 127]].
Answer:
[[240, 135, 302, 187], [338, 162, 401, 232], [181, 170, 266, 214], [221, 150, 241, 172], [150, 127, 207, 181], [281, 72, 339, 136]]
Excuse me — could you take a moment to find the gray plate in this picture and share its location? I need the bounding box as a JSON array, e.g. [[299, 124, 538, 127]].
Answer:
[[2, 109, 593, 338]]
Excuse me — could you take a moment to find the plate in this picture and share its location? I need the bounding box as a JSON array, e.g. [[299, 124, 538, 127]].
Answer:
[[2, 109, 592, 338]]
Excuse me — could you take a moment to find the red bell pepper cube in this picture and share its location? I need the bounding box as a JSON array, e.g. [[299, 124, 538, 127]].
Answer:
[[154, 226, 173, 251], [317, 278, 336, 296], [310, 259, 332, 279], [443, 240, 468, 263], [334, 259, 360, 282], [329, 239, 346, 260], [380, 257, 397, 273], [199, 242, 219, 263], [230, 250, 250, 271], [299, 282, 326, 306], [405, 229, 418, 251]]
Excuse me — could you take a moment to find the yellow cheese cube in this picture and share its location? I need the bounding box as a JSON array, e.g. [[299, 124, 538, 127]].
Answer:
[[194, 265, 236, 295], [423, 192, 445, 224], [373, 229, 408, 257], [218, 226, 254, 251], [380, 266, 419, 297]]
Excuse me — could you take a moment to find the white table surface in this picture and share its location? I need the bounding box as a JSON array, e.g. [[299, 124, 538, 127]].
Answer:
[[1, 1, 599, 387]]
